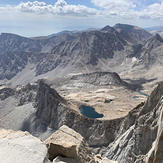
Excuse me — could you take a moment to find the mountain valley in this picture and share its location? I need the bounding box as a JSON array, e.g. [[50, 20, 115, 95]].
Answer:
[[0, 24, 163, 163]]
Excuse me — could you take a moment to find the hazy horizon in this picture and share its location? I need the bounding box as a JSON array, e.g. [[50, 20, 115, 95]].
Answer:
[[0, 23, 155, 38], [1, 0, 163, 36]]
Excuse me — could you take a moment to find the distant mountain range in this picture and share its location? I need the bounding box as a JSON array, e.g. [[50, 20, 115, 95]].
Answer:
[[1, 23, 163, 86], [146, 25, 163, 37], [145, 26, 163, 31]]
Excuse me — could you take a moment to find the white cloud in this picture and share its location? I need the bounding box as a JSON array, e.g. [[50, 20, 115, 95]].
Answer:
[[140, 2, 163, 19], [1, 0, 163, 37], [91, 0, 136, 10], [1, 0, 163, 20], [55, 0, 67, 7], [91, 0, 163, 20], [90, 0, 138, 19], [15, 0, 98, 16]]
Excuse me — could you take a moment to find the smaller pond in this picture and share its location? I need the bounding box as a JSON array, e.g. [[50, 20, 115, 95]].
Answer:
[[137, 91, 149, 97], [79, 105, 104, 119], [133, 96, 139, 99], [133, 90, 149, 99]]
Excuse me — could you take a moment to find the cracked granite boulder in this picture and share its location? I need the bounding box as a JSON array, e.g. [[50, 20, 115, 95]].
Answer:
[[45, 125, 95, 163]]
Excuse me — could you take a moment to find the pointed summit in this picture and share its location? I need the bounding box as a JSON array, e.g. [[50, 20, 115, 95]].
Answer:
[[145, 33, 163, 48], [113, 23, 152, 43], [153, 33, 163, 42], [101, 25, 116, 33]]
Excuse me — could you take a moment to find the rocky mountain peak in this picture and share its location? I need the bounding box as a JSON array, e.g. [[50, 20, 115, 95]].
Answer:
[[140, 82, 163, 115], [70, 71, 130, 88], [0, 33, 30, 46], [101, 25, 116, 33], [0, 24, 161, 82], [114, 23, 152, 43], [152, 33, 163, 42], [0, 32, 22, 38], [35, 80, 67, 126], [144, 33, 163, 49], [114, 23, 139, 30]]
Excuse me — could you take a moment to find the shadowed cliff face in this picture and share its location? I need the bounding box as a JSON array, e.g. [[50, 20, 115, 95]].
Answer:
[[35, 80, 67, 125], [19, 80, 163, 163], [21, 80, 124, 147], [0, 79, 161, 162], [133, 34, 163, 68], [103, 82, 163, 163]]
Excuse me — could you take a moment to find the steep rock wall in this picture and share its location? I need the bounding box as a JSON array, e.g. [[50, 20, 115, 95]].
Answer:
[[21, 80, 163, 163], [103, 83, 163, 163], [22, 80, 124, 148]]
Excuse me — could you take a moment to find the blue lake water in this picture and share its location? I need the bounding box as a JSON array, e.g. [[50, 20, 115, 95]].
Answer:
[[133, 91, 149, 99], [79, 105, 104, 119], [133, 96, 139, 99], [137, 91, 149, 97]]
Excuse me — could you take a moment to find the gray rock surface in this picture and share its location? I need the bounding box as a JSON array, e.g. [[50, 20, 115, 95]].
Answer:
[[51, 71, 140, 91], [0, 87, 15, 100], [18, 80, 163, 163], [0, 83, 38, 131], [22, 80, 123, 148], [114, 23, 152, 43], [0, 24, 153, 81], [53, 156, 77, 163], [94, 154, 118, 163], [68, 71, 138, 90], [145, 98, 163, 163], [0, 129, 49, 163], [0, 31, 77, 80], [102, 82, 163, 163], [70, 72, 126, 86], [0, 79, 162, 163], [22, 80, 162, 163], [134, 33, 163, 68]]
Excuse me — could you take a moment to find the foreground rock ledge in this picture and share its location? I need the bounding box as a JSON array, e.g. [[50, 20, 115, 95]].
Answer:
[[0, 129, 49, 163], [45, 125, 95, 163], [45, 125, 117, 163]]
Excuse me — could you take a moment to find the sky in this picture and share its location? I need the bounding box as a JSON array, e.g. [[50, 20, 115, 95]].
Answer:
[[0, 0, 163, 36]]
